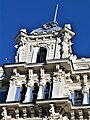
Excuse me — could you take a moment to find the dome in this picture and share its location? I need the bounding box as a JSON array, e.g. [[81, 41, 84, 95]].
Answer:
[[30, 21, 61, 34]]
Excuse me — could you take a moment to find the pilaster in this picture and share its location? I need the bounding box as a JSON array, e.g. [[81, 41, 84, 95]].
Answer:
[[38, 68, 51, 99], [24, 69, 34, 102], [52, 65, 65, 98]]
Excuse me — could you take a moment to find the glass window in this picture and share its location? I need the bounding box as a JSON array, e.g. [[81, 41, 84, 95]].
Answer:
[[14, 87, 21, 101]]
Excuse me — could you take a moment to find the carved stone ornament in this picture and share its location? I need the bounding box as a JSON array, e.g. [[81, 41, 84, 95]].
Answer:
[[33, 42, 50, 49]]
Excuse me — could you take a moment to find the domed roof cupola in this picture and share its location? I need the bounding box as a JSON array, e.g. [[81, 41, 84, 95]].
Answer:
[[30, 21, 61, 34]]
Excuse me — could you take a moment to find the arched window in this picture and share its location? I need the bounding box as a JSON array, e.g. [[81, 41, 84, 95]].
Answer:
[[36, 47, 47, 63]]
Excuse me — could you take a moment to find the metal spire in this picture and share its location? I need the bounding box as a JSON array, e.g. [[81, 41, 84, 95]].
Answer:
[[54, 4, 58, 22]]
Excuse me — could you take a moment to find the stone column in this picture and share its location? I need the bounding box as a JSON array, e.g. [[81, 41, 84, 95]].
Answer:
[[52, 69, 65, 98], [6, 79, 17, 102], [83, 91, 88, 104], [38, 68, 45, 99], [24, 69, 33, 102], [15, 108, 19, 119], [70, 110, 75, 120], [24, 80, 33, 102], [37, 84, 44, 99], [78, 110, 83, 120], [82, 74, 89, 104]]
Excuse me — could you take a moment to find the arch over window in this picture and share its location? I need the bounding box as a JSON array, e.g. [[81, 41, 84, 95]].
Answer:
[[36, 47, 47, 63]]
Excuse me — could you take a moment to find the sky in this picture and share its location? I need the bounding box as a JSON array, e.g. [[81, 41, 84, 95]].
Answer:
[[0, 0, 90, 66]]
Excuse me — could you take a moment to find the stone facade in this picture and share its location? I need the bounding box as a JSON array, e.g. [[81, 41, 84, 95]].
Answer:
[[0, 21, 90, 120]]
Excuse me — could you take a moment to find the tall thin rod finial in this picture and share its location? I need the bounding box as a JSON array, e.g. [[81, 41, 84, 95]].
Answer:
[[54, 4, 58, 22]]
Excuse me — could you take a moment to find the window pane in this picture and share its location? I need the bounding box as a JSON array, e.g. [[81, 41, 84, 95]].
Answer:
[[15, 87, 21, 101]]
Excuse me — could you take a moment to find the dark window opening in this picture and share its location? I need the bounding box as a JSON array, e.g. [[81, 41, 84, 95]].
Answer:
[[74, 90, 83, 105], [20, 84, 27, 103], [0, 91, 8, 103], [32, 83, 39, 104], [36, 47, 47, 63], [44, 82, 50, 99], [89, 89, 90, 103]]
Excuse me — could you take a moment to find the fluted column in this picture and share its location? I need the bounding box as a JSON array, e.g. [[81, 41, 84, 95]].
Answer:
[[78, 110, 83, 120], [38, 68, 45, 99], [38, 68, 51, 99], [71, 110, 75, 120], [6, 79, 17, 102], [37, 84, 44, 99], [52, 65, 65, 98], [24, 69, 33, 102], [24, 80, 33, 102]]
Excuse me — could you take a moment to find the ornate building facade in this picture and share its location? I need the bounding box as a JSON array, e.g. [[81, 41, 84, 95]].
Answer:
[[0, 21, 90, 120]]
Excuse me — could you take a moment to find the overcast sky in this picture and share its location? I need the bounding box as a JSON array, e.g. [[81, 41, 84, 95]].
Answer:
[[0, 0, 90, 65]]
